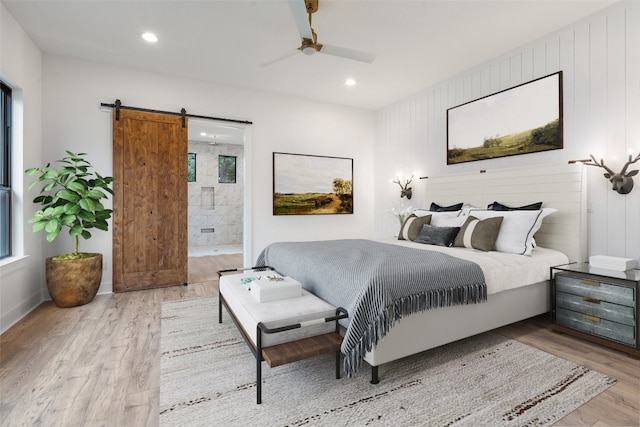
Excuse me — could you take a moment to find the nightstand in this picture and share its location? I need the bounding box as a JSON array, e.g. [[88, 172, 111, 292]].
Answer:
[[550, 263, 640, 359]]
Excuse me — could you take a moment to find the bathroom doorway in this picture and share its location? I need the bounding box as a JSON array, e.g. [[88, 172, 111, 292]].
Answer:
[[186, 118, 250, 283]]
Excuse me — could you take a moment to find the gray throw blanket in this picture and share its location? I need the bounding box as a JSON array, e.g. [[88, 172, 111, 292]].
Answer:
[[256, 239, 486, 376]]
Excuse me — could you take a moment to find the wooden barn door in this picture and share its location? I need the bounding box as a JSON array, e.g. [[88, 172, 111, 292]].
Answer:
[[112, 109, 188, 292]]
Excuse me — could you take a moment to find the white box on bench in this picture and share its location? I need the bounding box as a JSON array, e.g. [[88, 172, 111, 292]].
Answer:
[[250, 276, 302, 303]]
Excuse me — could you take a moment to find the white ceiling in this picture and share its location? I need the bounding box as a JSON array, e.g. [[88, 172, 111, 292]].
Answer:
[[3, 0, 618, 142]]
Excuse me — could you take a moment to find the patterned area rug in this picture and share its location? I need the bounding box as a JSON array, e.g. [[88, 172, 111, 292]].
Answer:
[[160, 297, 616, 427]]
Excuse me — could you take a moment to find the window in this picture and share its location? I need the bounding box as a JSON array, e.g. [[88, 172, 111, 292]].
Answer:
[[187, 152, 196, 182], [218, 155, 236, 183], [0, 81, 11, 259]]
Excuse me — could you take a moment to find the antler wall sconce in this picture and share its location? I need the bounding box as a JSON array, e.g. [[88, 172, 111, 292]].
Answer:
[[570, 151, 640, 194], [392, 174, 414, 199]]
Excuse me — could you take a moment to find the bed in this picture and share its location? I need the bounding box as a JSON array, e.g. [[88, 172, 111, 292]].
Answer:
[[258, 163, 587, 382]]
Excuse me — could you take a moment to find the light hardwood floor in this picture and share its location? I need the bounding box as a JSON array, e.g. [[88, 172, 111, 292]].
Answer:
[[1, 254, 638, 426]]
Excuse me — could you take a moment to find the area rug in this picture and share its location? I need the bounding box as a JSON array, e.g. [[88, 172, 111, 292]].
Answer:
[[159, 297, 616, 427]]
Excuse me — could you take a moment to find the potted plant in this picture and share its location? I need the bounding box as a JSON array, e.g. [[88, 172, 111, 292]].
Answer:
[[26, 151, 114, 308]]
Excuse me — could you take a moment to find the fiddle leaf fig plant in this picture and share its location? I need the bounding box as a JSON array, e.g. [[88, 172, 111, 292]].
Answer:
[[26, 151, 114, 259]]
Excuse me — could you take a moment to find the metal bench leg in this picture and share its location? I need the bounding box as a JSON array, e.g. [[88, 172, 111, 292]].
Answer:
[[334, 308, 342, 380], [370, 365, 379, 384], [257, 357, 262, 404], [257, 325, 262, 404]]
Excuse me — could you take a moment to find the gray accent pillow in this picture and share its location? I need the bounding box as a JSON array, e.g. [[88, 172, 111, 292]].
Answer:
[[414, 224, 460, 247], [454, 215, 504, 251], [398, 214, 431, 241]]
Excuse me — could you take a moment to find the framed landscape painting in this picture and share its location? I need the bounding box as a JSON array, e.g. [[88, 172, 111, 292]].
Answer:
[[273, 152, 353, 215], [447, 71, 563, 164]]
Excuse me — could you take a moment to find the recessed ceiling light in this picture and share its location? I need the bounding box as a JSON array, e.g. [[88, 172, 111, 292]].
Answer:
[[345, 78, 357, 87], [200, 132, 207, 136], [141, 32, 158, 43]]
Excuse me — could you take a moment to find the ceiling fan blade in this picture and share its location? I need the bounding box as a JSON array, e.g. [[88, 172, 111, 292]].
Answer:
[[260, 49, 299, 67], [289, 0, 313, 40], [320, 44, 376, 64]]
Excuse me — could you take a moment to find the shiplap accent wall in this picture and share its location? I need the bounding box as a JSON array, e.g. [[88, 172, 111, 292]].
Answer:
[[421, 164, 587, 263], [374, 1, 640, 263]]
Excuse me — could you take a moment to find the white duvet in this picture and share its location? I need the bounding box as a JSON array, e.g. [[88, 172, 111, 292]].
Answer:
[[376, 238, 569, 295]]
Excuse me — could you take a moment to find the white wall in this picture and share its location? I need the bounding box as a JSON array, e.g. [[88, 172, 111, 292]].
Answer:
[[40, 56, 375, 295], [0, 3, 45, 332], [374, 1, 640, 263], [0, 2, 374, 332]]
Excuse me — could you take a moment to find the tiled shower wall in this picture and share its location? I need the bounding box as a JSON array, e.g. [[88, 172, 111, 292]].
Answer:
[[187, 141, 244, 249]]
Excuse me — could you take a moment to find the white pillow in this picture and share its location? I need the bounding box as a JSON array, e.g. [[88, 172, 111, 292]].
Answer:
[[469, 208, 556, 255], [460, 204, 480, 217], [430, 212, 467, 227], [414, 209, 461, 217]]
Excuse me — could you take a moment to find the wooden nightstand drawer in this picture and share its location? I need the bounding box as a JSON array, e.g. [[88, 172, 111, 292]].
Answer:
[[556, 273, 635, 307], [556, 307, 636, 347]]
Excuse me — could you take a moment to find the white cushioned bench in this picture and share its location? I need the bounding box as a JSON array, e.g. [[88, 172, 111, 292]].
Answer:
[[219, 270, 337, 346], [218, 267, 347, 404]]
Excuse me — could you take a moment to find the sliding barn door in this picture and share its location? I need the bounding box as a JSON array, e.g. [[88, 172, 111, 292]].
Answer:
[[112, 109, 187, 292]]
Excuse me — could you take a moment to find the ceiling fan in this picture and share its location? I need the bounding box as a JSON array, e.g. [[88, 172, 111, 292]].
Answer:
[[262, 0, 375, 66]]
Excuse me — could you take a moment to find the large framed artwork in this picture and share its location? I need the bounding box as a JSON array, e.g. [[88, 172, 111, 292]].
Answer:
[[273, 152, 353, 215], [447, 71, 563, 165]]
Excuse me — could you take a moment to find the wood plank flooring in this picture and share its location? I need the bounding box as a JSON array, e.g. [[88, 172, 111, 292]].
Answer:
[[1, 253, 638, 426]]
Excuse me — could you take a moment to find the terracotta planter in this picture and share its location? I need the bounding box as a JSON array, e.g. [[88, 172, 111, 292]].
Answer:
[[45, 254, 103, 308]]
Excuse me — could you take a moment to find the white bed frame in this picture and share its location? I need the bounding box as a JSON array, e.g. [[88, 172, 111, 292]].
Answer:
[[364, 163, 587, 382]]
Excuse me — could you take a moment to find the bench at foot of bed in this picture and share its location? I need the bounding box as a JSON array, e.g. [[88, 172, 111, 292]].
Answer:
[[218, 267, 348, 404]]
